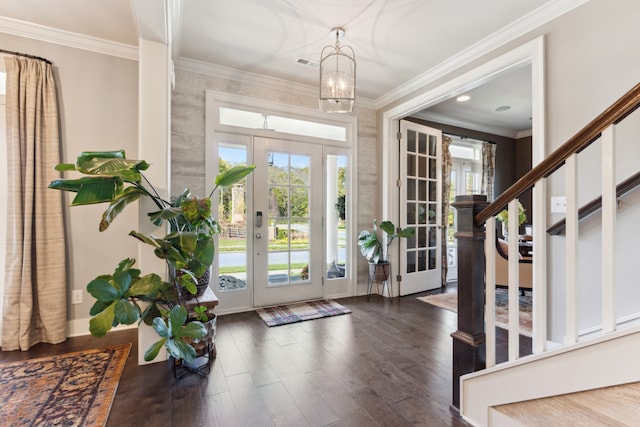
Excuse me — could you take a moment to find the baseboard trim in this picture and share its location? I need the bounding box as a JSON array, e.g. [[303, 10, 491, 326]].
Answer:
[[67, 318, 138, 338]]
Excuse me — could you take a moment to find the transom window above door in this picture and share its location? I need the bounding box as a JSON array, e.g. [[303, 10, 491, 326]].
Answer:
[[219, 107, 346, 142]]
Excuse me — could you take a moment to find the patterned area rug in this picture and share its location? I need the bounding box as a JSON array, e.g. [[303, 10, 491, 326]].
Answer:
[[417, 289, 532, 336], [0, 343, 131, 426], [257, 300, 351, 326]]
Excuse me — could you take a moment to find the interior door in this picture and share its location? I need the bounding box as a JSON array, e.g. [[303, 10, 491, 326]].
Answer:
[[253, 137, 324, 307], [399, 120, 442, 295]]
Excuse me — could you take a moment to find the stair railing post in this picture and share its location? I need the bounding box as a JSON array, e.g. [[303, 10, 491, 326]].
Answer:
[[451, 194, 489, 410]]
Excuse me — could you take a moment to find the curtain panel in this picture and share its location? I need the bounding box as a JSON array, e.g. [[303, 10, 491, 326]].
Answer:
[[3, 56, 67, 351], [440, 136, 452, 287]]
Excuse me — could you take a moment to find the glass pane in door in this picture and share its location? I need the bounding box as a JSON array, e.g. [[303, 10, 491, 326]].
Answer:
[[217, 145, 249, 292], [326, 154, 348, 279], [267, 151, 311, 285], [405, 129, 438, 274]]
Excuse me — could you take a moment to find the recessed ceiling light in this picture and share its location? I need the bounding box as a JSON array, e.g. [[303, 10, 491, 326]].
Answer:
[[495, 105, 511, 112], [456, 95, 471, 102]]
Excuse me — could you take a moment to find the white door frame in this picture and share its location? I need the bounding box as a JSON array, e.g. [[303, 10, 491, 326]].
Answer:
[[381, 37, 546, 295], [205, 91, 358, 313]]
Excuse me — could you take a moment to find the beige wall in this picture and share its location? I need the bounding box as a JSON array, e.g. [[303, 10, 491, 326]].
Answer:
[[0, 33, 139, 323], [171, 68, 378, 294]]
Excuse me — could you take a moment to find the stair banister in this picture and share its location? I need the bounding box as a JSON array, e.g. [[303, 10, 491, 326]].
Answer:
[[453, 82, 640, 410], [475, 82, 640, 225]]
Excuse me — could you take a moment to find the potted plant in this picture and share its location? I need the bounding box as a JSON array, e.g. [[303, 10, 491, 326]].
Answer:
[[49, 150, 255, 363], [358, 219, 415, 282]]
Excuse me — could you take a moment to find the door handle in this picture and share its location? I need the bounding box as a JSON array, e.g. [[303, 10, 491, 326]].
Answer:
[[256, 232, 262, 239]]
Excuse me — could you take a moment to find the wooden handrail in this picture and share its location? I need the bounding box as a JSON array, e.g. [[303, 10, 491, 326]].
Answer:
[[476, 82, 640, 224], [547, 170, 640, 235]]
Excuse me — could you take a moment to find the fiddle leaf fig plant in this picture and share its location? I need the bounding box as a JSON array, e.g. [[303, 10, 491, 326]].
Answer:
[[49, 150, 255, 361], [358, 219, 415, 264]]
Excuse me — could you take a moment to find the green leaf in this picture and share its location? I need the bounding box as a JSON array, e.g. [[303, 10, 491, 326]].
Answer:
[[116, 258, 137, 272], [177, 271, 197, 295], [129, 231, 161, 248], [75, 153, 149, 183], [89, 300, 110, 316], [397, 227, 415, 238], [214, 164, 256, 188], [113, 270, 132, 295], [127, 273, 164, 297], [180, 321, 207, 339], [165, 231, 198, 256], [151, 316, 171, 339], [54, 163, 77, 171], [378, 220, 395, 236], [49, 176, 123, 205], [89, 302, 116, 337], [114, 299, 140, 325], [144, 338, 167, 362], [170, 339, 197, 364], [87, 278, 119, 302], [141, 302, 162, 326], [168, 305, 188, 338], [148, 207, 182, 226], [100, 186, 148, 231]]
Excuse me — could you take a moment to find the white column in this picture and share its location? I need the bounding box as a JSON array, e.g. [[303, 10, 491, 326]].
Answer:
[[137, 38, 172, 365]]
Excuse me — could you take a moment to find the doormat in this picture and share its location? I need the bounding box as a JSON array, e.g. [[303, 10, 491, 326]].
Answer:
[[0, 343, 131, 426], [417, 289, 532, 336], [257, 300, 351, 327]]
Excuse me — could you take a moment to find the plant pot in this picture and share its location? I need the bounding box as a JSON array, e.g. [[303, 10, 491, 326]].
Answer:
[[174, 267, 211, 299], [183, 313, 217, 357], [368, 261, 390, 282]]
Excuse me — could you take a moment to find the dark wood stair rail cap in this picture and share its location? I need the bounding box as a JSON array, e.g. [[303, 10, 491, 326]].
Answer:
[[476, 82, 640, 225]]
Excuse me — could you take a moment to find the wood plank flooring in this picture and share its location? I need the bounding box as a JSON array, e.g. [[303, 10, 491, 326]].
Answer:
[[0, 289, 503, 426]]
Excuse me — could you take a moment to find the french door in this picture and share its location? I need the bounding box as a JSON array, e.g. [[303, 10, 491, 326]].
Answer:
[[252, 137, 323, 306], [214, 135, 325, 310], [399, 120, 443, 295]]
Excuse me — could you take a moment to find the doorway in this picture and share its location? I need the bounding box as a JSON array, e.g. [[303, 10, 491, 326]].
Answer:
[[381, 38, 545, 292], [207, 95, 355, 313]]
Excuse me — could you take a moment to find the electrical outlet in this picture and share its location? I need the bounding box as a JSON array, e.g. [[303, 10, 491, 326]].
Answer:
[[551, 196, 566, 213], [72, 290, 83, 305]]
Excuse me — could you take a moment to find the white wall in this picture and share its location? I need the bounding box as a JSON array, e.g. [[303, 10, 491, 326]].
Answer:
[[0, 32, 139, 324]]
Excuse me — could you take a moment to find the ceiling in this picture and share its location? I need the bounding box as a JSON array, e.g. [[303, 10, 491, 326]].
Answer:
[[0, 0, 583, 137]]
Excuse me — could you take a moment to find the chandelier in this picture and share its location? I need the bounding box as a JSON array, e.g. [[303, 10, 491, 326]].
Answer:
[[319, 27, 356, 113]]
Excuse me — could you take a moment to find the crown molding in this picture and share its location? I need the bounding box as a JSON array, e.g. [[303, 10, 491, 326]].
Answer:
[[175, 56, 376, 111], [375, 0, 591, 109], [0, 16, 138, 61], [412, 110, 523, 139]]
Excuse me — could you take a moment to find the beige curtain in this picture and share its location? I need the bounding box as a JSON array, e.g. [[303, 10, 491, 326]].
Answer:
[[481, 142, 496, 201], [440, 136, 452, 287], [3, 56, 67, 350]]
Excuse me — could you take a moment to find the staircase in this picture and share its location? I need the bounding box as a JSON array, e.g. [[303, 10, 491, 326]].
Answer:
[[492, 381, 640, 426], [453, 82, 640, 426]]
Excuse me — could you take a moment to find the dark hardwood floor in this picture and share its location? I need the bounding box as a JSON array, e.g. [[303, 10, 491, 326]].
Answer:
[[0, 286, 531, 426]]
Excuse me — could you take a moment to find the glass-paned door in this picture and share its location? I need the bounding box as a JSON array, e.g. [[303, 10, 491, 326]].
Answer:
[[399, 120, 442, 294], [253, 137, 323, 307]]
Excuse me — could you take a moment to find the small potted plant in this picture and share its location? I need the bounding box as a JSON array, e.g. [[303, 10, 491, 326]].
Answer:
[[358, 219, 415, 282], [49, 150, 255, 363]]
